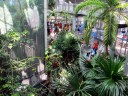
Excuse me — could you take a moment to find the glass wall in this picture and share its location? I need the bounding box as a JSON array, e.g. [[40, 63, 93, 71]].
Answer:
[[0, 0, 47, 85], [0, 0, 46, 58]]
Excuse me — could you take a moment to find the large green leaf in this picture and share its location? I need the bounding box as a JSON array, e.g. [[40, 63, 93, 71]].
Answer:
[[51, 66, 92, 96], [103, 13, 118, 46], [75, 0, 128, 52], [116, 2, 128, 9], [75, 0, 107, 14], [95, 55, 128, 96], [84, 16, 97, 45]]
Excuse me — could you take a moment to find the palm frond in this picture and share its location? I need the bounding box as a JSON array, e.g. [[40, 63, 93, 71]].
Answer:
[[84, 16, 98, 45], [96, 79, 126, 96], [103, 13, 118, 46], [75, 0, 107, 14], [51, 66, 92, 96], [87, 6, 105, 19], [96, 55, 126, 78], [116, 2, 128, 9], [95, 55, 128, 96], [117, 12, 128, 26], [80, 56, 100, 78], [104, 0, 118, 7], [83, 6, 106, 45]]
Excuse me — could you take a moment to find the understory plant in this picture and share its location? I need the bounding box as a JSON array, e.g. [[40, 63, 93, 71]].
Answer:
[[50, 54, 128, 96], [0, 31, 39, 96], [51, 66, 92, 96], [53, 31, 80, 64]]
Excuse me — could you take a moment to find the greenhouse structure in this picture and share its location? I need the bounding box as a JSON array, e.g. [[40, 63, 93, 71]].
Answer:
[[0, 0, 128, 96]]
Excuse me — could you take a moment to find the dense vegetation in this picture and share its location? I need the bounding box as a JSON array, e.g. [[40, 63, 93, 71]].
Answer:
[[0, 0, 128, 96]]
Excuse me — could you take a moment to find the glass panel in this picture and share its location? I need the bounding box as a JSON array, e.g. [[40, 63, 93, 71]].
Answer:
[[0, 0, 45, 59], [0, 0, 46, 85]]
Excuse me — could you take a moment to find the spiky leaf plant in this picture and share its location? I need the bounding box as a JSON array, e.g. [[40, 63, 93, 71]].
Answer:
[[95, 55, 128, 96], [51, 66, 93, 96], [53, 31, 79, 63], [80, 55, 100, 78]]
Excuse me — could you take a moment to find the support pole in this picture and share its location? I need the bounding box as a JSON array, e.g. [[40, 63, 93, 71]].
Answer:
[[72, 15, 76, 31], [44, 0, 48, 50]]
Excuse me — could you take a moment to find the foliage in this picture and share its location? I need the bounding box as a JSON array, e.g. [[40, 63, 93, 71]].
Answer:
[[80, 55, 100, 78], [50, 53, 128, 96], [53, 31, 79, 51], [48, 0, 56, 10], [51, 66, 92, 96], [5, 30, 32, 49], [0, 31, 39, 95], [75, 0, 128, 53], [53, 31, 80, 63], [0, 0, 46, 95], [95, 55, 128, 96], [45, 45, 62, 72], [0, 35, 11, 95], [11, 85, 40, 96]]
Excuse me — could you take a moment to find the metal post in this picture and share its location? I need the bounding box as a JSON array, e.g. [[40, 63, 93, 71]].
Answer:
[[72, 16, 76, 31], [44, 0, 48, 50]]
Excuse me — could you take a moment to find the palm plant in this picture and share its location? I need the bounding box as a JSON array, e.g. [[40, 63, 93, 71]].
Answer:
[[50, 52, 128, 96], [51, 66, 92, 96], [95, 55, 128, 96], [53, 31, 80, 64], [75, 0, 128, 54], [80, 55, 100, 78]]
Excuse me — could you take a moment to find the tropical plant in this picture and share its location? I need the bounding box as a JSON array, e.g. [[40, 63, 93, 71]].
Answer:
[[80, 53, 128, 96], [11, 85, 40, 96], [53, 31, 80, 64], [80, 55, 100, 78], [95, 55, 128, 96], [49, 52, 128, 96], [0, 35, 11, 95], [0, 31, 40, 95], [75, 0, 128, 54], [45, 45, 62, 72], [51, 66, 92, 96]]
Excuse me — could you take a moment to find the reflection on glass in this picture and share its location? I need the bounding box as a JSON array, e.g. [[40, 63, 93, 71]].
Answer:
[[0, 4, 13, 34], [24, 0, 40, 31]]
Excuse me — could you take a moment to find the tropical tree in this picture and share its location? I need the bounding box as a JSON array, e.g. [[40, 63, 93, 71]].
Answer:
[[75, 0, 128, 54]]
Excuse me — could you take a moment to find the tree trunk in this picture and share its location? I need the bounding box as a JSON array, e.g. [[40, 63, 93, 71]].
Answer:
[[110, 42, 116, 58], [105, 45, 109, 55]]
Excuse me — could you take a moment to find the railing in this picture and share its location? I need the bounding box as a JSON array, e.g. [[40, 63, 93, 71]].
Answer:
[[55, 3, 87, 15]]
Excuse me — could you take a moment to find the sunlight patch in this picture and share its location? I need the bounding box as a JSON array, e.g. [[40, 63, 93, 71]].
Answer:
[[0, 4, 13, 34]]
